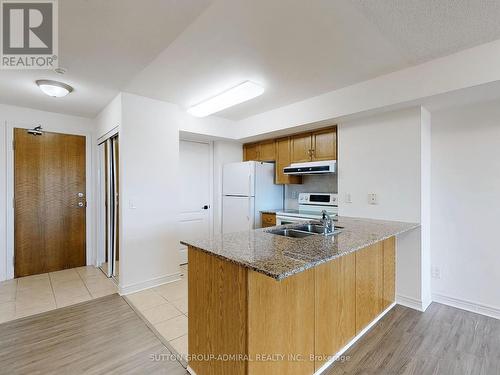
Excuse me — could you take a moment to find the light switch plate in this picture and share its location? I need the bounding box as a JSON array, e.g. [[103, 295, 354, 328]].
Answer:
[[368, 193, 378, 205], [345, 192, 352, 203]]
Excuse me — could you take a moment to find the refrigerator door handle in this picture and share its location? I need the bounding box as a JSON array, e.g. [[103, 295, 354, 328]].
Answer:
[[247, 174, 252, 221]]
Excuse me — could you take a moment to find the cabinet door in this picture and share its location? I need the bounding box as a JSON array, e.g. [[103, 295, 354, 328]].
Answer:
[[261, 213, 276, 227], [275, 137, 302, 185], [382, 236, 396, 310], [258, 140, 275, 161], [355, 242, 384, 333], [290, 133, 312, 163], [312, 127, 336, 161], [314, 253, 356, 371], [243, 143, 259, 161]]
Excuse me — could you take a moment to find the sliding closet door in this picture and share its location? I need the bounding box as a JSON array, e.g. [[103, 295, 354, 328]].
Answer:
[[99, 135, 119, 278]]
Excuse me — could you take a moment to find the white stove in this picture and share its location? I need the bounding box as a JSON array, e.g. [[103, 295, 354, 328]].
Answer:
[[276, 193, 338, 225]]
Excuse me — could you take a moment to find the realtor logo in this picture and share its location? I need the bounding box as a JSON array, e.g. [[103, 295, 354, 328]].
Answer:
[[1, 0, 58, 69]]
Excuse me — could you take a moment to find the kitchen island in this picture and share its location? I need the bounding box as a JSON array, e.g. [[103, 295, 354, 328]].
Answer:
[[181, 217, 419, 375]]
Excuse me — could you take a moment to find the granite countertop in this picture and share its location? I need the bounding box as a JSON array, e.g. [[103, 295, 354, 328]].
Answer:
[[260, 209, 281, 214], [181, 216, 420, 281]]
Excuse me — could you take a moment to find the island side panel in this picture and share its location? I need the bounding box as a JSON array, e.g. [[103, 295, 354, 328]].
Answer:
[[382, 236, 396, 309], [188, 247, 248, 375], [355, 241, 384, 333], [314, 252, 356, 370], [247, 268, 315, 375]]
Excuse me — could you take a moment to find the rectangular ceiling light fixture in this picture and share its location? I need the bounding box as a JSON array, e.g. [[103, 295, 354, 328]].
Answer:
[[187, 81, 264, 117]]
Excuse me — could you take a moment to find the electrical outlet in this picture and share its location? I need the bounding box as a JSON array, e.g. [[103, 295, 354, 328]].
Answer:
[[431, 266, 441, 279], [291, 191, 298, 199], [368, 193, 378, 205], [345, 192, 352, 203]]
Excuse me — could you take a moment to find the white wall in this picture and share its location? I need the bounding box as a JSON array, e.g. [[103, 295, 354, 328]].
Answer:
[[337, 107, 429, 309], [236, 39, 500, 140], [213, 140, 243, 235], [431, 100, 500, 317], [119, 93, 181, 292], [95, 93, 122, 138], [0, 103, 95, 281]]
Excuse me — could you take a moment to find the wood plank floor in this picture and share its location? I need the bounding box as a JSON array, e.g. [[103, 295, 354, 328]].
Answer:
[[0, 294, 188, 375], [325, 302, 500, 375]]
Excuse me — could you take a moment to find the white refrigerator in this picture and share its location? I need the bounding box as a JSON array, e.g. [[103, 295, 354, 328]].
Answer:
[[222, 161, 283, 234]]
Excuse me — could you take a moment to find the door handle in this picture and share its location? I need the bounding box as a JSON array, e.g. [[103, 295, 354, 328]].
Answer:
[[202, 205, 209, 210], [77, 202, 86, 208]]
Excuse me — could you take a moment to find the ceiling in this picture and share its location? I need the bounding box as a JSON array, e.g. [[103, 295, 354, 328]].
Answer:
[[1, 0, 500, 119], [0, 0, 213, 117]]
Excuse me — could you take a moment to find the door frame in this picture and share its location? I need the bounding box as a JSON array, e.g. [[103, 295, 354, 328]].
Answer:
[[5, 122, 94, 280], [96, 127, 119, 280], [179, 139, 215, 261]]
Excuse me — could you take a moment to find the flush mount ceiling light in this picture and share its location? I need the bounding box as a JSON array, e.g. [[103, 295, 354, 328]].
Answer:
[[187, 81, 264, 117], [36, 79, 73, 97]]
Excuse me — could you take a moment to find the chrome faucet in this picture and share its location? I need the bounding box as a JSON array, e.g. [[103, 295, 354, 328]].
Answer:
[[321, 210, 334, 234]]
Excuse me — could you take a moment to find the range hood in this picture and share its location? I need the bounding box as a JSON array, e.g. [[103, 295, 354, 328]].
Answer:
[[283, 160, 336, 175]]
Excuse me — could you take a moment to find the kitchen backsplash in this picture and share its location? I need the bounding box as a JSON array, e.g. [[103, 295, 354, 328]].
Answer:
[[284, 174, 338, 209]]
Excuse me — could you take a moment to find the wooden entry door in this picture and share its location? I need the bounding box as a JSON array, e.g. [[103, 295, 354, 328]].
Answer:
[[14, 128, 86, 277]]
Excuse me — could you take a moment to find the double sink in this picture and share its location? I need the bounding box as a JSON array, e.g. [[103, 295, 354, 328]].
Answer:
[[266, 223, 343, 239]]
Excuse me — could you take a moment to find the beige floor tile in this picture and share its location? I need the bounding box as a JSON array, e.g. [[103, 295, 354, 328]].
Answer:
[[170, 297, 188, 315], [75, 266, 105, 279], [170, 334, 188, 358], [154, 315, 188, 341], [16, 288, 54, 304], [153, 281, 187, 302], [0, 281, 17, 304], [49, 269, 80, 283], [0, 302, 16, 324], [84, 278, 116, 292], [17, 274, 50, 291], [127, 290, 166, 311], [140, 302, 182, 324], [55, 292, 92, 308], [89, 288, 117, 299], [15, 302, 56, 319], [51, 280, 89, 295]]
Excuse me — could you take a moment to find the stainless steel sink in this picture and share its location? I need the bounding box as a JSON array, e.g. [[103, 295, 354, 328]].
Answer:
[[266, 228, 315, 238], [266, 223, 343, 238]]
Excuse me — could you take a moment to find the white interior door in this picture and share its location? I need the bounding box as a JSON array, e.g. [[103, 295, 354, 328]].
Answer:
[[179, 140, 212, 264]]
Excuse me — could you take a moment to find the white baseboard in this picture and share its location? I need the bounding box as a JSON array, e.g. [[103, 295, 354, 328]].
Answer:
[[119, 272, 181, 295], [396, 294, 425, 311], [314, 302, 396, 375], [432, 293, 500, 320]]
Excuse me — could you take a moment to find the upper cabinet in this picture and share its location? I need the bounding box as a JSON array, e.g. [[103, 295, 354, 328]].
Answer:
[[291, 127, 337, 163], [242, 125, 337, 184], [243, 140, 276, 162], [312, 127, 337, 161], [275, 137, 302, 185], [243, 143, 260, 161], [258, 140, 276, 161]]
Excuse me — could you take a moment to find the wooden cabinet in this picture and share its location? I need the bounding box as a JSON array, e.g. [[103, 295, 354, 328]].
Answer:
[[290, 133, 313, 163], [243, 143, 259, 161], [243, 125, 337, 184], [312, 127, 337, 161], [290, 127, 337, 163], [314, 253, 356, 370], [243, 140, 276, 162], [261, 212, 276, 227], [258, 140, 276, 161], [275, 137, 302, 185]]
